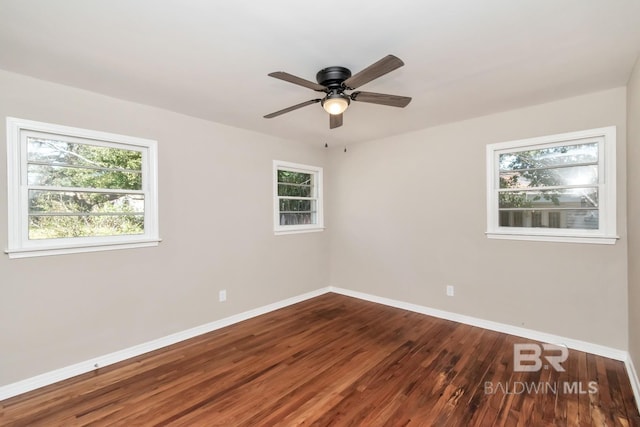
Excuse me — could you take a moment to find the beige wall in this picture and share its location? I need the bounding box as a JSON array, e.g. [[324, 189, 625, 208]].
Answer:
[[0, 70, 329, 386], [628, 57, 640, 373], [328, 88, 628, 349]]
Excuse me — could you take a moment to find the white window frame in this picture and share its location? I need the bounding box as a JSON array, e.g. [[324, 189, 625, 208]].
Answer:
[[6, 117, 160, 258], [273, 160, 324, 235], [486, 126, 617, 244]]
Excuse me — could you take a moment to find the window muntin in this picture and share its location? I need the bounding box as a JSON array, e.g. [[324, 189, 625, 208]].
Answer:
[[6, 117, 159, 257], [486, 127, 617, 244], [273, 161, 323, 234]]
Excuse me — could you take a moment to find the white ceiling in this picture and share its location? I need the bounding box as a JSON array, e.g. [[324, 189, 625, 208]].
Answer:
[[1, 0, 639, 146]]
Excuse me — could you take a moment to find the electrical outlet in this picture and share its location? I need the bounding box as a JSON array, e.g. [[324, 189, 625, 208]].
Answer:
[[446, 285, 454, 297], [219, 289, 227, 302]]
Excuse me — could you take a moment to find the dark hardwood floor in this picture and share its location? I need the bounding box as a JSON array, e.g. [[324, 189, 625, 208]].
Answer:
[[1, 293, 638, 426]]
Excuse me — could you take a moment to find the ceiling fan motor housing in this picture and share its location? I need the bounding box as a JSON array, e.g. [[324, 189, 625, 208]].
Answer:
[[316, 66, 352, 89]]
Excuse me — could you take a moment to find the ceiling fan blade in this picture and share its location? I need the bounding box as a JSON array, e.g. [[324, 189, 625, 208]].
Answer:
[[350, 91, 412, 108], [342, 55, 405, 89], [330, 113, 343, 129], [264, 99, 321, 118], [268, 71, 327, 91]]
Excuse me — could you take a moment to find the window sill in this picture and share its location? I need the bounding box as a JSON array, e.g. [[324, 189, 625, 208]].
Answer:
[[486, 232, 618, 245], [5, 238, 162, 259], [274, 227, 325, 236]]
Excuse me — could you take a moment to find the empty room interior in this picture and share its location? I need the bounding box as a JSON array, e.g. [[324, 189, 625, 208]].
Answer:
[[1, 1, 640, 425]]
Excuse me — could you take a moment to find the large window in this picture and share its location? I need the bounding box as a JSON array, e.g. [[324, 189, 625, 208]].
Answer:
[[486, 126, 617, 244], [6, 117, 159, 258], [273, 160, 323, 234]]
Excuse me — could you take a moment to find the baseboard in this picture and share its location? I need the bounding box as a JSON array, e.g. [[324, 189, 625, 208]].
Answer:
[[0, 287, 331, 401], [332, 287, 639, 412], [2, 285, 636, 411], [626, 354, 640, 413], [329, 286, 628, 361]]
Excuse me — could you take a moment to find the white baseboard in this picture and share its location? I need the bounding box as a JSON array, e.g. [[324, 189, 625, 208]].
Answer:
[[332, 286, 639, 412], [329, 286, 628, 361], [0, 287, 331, 401], [2, 285, 638, 414], [626, 354, 640, 413]]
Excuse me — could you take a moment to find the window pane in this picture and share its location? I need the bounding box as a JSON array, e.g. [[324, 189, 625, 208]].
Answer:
[[499, 164, 598, 189], [29, 190, 144, 216], [499, 209, 598, 230], [27, 137, 142, 171], [278, 170, 312, 185], [278, 183, 311, 197], [279, 198, 314, 213], [279, 198, 317, 225], [498, 187, 598, 209], [279, 213, 315, 226], [29, 214, 144, 239], [277, 169, 313, 198], [499, 142, 598, 172], [27, 164, 142, 190]]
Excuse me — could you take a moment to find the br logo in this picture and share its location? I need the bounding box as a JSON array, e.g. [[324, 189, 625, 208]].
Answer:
[[513, 343, 569, 372]]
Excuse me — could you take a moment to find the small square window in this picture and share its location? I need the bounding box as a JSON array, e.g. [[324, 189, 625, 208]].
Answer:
[[273, 160, 324, 234]]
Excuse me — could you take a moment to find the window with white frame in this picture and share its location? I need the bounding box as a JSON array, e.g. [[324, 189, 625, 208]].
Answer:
[[273, 160, 323, 234], [6, 117, 160, 258], [486, 126, 617, 244]]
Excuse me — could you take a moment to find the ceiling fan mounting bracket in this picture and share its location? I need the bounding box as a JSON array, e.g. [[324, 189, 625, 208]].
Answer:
[[316, 66, 352, 89]]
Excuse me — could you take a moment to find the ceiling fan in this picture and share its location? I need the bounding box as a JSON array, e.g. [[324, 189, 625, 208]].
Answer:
[[264, 54, 411, 129]]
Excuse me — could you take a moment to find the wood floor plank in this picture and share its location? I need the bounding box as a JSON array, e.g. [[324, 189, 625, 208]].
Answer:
[[1, 293, 638, 426]]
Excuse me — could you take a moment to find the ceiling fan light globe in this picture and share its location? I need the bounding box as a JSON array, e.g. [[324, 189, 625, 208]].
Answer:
[[322, 96, 349, 115]]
